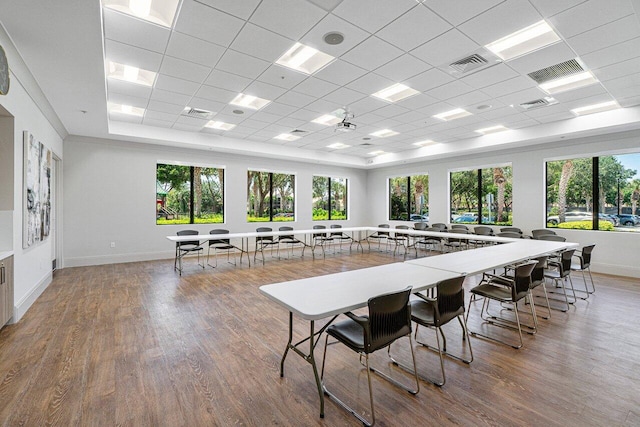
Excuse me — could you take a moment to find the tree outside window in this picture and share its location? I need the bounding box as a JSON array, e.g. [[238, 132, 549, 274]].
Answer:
[[389, 174, 428, 221], [450, 166, 512, 225], [156, 164, 224, 225], [247, 171, 295, 222], [312, 176, 348, 220]]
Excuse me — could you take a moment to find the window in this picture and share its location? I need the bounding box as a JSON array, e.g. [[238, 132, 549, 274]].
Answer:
[[389, 174, 429, 221], [450, 166, 512, 225], [546, 153, 640, 232], [247, 170, 295, 222], [156, 164, 224, 225], [312, 176, 348, 220]]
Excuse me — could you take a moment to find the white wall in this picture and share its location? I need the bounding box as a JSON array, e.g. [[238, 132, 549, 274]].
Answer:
[[0, 24, 65, 322], [367, 130, 640, 278], [62, 136, 368, 266]]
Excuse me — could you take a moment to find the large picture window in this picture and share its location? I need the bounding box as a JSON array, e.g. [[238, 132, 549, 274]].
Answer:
[[546, 153, 640, 232], [450, 166, 512, 225], [156, 164, 224, 225], [312, 176, 348, 220], [389, 174, 429, 221], [247, 171, 295, 222]]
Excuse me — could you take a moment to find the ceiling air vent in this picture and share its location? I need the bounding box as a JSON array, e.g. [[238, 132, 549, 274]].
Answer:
[[290, 129, 307, 134], [182, 107, 213, 119], [359, 143, 374, 146], [519, 97, 558, 110], [449, 54, 489, 74], [528, 59, 584, 84], [438, 48, 502, 77]]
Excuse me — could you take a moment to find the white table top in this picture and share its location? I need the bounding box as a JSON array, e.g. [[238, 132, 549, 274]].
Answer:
[[259, 263, 461, 321], [166, 226, 371, 242], [368, 227, 515, 244], [405, 240, 578, 275]]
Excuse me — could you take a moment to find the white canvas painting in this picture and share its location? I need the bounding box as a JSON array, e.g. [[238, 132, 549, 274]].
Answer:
[[23, 131, 52, 248]]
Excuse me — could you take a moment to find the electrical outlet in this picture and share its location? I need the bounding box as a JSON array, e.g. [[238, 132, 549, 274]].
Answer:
[[110, 242, 115, 248]]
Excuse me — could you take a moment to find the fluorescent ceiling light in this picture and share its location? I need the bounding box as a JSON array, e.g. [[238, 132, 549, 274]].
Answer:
[[107, 61, 156, 86], [368, 150, 386, 156], [475, 125, 508, 135], [433, 108, 472, 121], [312, 114, 342, 125], [372, 83, 420, 103], [539, 71, 598, 94], [413, 140, 436, 147], [205, 121, 236, 131], [369, 129, 399, 138], [274, 133, 301, 141], [102, 0, 180, 27], [109, 103, 144, 117], [230, 93, 271, 110], [485, 20, 560, 61], [276, 42, 335, 74], [571, 101, 620, 116], [327, 142, 350, 149]]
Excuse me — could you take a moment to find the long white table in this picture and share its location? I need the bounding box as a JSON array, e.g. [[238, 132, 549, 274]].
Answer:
[[259, 263, 462, 419]]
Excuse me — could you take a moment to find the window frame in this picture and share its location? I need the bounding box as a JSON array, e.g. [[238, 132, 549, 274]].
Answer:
[[388, 174, 429, 221], [247, 169, 296, 222], [312, 175, 348, 221]]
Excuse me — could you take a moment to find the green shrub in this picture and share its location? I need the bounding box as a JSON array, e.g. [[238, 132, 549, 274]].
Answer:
[[557, 220, 614, 231]]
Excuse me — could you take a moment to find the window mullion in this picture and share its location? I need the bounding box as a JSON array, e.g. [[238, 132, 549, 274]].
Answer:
[[477, 169, 483, 224], [593, 157, 599, 230], [190, 166, 195, 224]]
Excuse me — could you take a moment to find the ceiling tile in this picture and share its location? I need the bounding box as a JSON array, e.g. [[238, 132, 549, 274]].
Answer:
[[216, 49, 271, 79], [459, 63, 519, 89], [341, 36, 404, 70], [107, 92, 149, 109], [145, 110, 179, 122], [103, 9, 171, 54], [396, 93, 439, 110], [494, 86, 548, 106], [174, 0, 245, 47], [142, 118, 173, 128], [173, 122, 204, 131], [376, 5, 452, 52], [411, 29, 480, 68], [568, 15, 640, 55], [304, 98, 342, 113], [244, 80, 287, 100], [230, 23, 293, 63], [374, 54, 429, 82], [150, 88, 192, 106], [110, 113, 143, 124], [332, 0, 416, 33], [446, 90, 492, 108], [256, 65, 309, 90], [482, 76, 539, 99], [292, 77, 340, 98], [299, 13, 370, 57], [374, 104, 412, 119], [147, 99, 185, 115], [505, 41, 576, 75], [550, 0, 633, 39], [595, 56, 640, 82], [533, 111, 575, 123], [251, 111, 283, 123], [404, 67, 455, 92], [345, 73, 395, 95], [204, 69, 252, 92], [275, 91, 316, 108], [581, 37, 640, 70], [165, 31, 226, 67], [527, 0, 588, 18], [175, 115, 208, 127], [322, 87, 367, 106], [287, 109, 322, 121], [347, 96, 390, 115], [426, 80, 474, 100], [194, 0, 261, 19], [552, 84, 608, 103], [160, 56, 211, 83], [238, 119, 269, 130], [189, 97, 227, 113], [155, 74, 201, 96], [107, 79, 153, 99], [194, 85, 237, 103], [104, 39, 163, 72], [423, 0, 506, 26], [250, 0, 327, 40], [314, 60, 368, 86]]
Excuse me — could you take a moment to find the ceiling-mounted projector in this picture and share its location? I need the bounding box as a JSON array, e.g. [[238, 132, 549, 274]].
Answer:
[[335, 121, 356, 131]]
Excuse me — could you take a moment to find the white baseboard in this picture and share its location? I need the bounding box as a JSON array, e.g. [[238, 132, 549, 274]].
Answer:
[[12, 271, 52, 323], [591, 262, 640, 279]]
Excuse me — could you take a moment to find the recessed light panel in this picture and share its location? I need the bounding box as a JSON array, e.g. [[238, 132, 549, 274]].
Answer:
[[276, 42, 335, 75], [205, 121, 236, 131], [327, 142, 350, 149], [274, 133, 301, 141], [109, 103, 145, 116], [230, 93, 271, 110], [372, 83, 420, 103], [475, 125, 508, 135], [413, 140, 436, 147], [433, 108, 472, 121], [102, 0, 180, 27], [485, 20, 560, 61], [538, 71, 598, 94], [312, 114, 342, 125], [107, 61, 157, 86], [369, 129, 399, 138], [571, 101, 620, 116]]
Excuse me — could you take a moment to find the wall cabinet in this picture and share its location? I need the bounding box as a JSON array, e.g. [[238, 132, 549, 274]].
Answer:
[[0, 255, 13, 327]]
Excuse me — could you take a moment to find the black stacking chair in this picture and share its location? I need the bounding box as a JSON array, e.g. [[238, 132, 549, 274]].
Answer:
[[206, 229, 241, 268], [538, 234, 566, 242], [388, 225, 411, 257], [472, 226, 494, 247], [406, 276, 473, 386], [467, 260, 538, 349], [329, 224, 353, 253], [321, 287, 419, 426], [529, 256, 551, 321], [500, 227, 523, 234], [450, 224, 469, 231], [571, 244, 596, 295], [413, 222, 427, 231], [254, 227, 278, 265], [543, 249, 576, 311], [365, 224, 390, 252], [496, 231, 523, 239], [531, 229, 556, 239], [442, 229, 470, 252], [431, 223, 447, 231], [414, 227, 443, 253], [174, 230, 204, 275], [276, 226, 307, 259], [311, 225, 333, 258]]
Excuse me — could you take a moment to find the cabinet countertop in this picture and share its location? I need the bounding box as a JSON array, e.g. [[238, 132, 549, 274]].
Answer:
[[0, 251, 13, 261]]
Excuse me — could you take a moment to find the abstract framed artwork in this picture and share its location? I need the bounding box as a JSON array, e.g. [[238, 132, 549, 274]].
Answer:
[[23, 131, 51, 249]]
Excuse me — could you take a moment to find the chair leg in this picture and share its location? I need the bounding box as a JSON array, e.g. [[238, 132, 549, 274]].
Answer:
[[467, 295, 524, 349]]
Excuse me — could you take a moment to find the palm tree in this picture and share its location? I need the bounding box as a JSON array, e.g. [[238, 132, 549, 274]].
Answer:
[[557, 160, 574, 223], [493, 168, 506, 222]]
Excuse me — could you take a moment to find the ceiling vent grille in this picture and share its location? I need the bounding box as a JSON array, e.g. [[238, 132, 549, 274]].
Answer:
[[449, 54, 489, 74], [183, 107, 213, 119], [528, 59, 584, 84], [359, 142, 374, 146], [290, 129, 307, 134], [519, 97, 558, 110]]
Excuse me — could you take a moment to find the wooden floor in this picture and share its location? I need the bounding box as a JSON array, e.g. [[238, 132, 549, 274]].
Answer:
[[0, 249, 639, 426]]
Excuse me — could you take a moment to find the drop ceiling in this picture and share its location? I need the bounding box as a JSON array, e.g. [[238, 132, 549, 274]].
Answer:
[[2, 0, 640, 168]]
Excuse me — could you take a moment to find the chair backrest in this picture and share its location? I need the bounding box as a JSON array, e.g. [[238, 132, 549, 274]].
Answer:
[[531, 256, 548, 287], [432, 223, 447, 230], [497, 231, 522, 239], [330, 224, 342, 229], [513, 261, 538, 301], [208, 229, 230, 245], [532, 229, 556, 239], [451, 224, 469, 230], [313, 224, 329, 238], [580, 244, 595, 268], [366, 287, 412, 353], [538, 234, 566, 242], [414, 222, 427, 230], [434, 276, 466, 326], [558, 249, 575, 278], [256, 227, 274, 242], [176, 230, 199, 247], [329, 224, 343, 236], [501, 227, 522, 234], [279, 226, 295, 240], [376, 224, 390, 236], [474, 226, 494, 236]]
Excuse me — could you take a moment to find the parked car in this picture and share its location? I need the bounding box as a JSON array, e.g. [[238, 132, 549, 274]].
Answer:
[[548, 211, 618, 225], [616, 214, 640, 226], [453, 215, 478, 223], [410, 214, 429, 222]]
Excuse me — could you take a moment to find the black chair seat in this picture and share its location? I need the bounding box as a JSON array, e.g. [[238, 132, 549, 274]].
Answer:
[[410, 299, 463, 327], [326, 316, 370, 352], [470, 283, 513, 301]]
